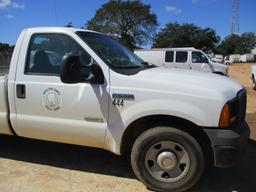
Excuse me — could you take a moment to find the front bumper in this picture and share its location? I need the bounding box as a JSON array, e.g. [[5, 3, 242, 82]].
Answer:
[[204, 121, 250, 168]]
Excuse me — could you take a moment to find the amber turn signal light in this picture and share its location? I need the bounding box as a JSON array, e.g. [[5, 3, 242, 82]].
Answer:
[[219, 103, 230, 128]]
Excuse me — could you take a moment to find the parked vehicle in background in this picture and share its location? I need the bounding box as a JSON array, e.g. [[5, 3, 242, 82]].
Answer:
[[251, 65, 256, 90], [240, 54, 255, 63], [225, 54, 255, 65], [134, 48, 228, 75], [0, 27, 250, 192], [229, 54, 241, 63], [224, 56, 231, 65], [211, 54, 224, 63]]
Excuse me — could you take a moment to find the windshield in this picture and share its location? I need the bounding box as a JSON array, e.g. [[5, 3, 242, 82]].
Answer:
[[200, 51, 210, 61], [192, 51, 209, 63], [77, 32, 153, 69]]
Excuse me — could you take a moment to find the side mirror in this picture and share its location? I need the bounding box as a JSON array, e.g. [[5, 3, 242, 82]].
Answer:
[[60, 53, 82, 84], [60, 53, 104, 85], [88, 58, 105, 84], [201, 63, 206, 69]]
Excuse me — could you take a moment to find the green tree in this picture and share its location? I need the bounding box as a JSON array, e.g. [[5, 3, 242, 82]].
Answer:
[[0, 43, 14, 53], [0, 43, 14, 66], [153, 22, 220, 51], [240, 32, 256, 53], [218, 32, 256, 55], [218, 34, 241, 55], [85, 0, 158, 49]]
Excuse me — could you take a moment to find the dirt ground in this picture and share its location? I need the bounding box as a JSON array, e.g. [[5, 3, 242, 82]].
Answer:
[[228, 63, 256, 139], [0, 64, 255, 192]]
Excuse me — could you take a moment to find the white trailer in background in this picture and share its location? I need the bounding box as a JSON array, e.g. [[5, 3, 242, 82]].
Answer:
[[240, 54, 254, 63], [228, 54, 241, 63]]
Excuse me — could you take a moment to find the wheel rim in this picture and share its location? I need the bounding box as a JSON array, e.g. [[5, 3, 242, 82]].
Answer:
[[145, 141, 190, 183]]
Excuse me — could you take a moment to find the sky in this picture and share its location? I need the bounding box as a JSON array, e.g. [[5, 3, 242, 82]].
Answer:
[[0, 0, 255, 45]]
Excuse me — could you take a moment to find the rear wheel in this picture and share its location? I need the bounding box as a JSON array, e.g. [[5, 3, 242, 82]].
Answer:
[[131, 127, 204, 192]]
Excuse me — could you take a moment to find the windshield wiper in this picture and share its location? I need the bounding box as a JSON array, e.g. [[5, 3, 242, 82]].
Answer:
[[142, 62, 156, 68], [113, 65, 142, 69]]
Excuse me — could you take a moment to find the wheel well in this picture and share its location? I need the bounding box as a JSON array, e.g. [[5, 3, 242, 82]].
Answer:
[[121, 115, 214, 167]]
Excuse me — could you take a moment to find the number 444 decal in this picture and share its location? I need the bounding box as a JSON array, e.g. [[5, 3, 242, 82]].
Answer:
[[112, 99, 124, 107]]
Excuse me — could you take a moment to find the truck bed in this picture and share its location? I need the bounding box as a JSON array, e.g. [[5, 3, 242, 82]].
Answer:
[[0, 75, 12, 135]]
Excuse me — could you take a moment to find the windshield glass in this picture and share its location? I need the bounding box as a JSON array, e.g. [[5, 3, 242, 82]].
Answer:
[[77, 32, 152, 69], [203, 52, 217, 63], [192, 51, 209, 63]]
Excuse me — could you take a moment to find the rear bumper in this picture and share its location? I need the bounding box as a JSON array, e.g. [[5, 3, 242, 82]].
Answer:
[[204, 121, 250, 168]]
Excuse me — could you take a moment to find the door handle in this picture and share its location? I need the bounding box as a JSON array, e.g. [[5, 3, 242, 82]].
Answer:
[[17, 84, 26, 99]]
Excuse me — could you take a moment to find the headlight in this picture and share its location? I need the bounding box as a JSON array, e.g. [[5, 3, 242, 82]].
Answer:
[[219, 103, 231, 128]]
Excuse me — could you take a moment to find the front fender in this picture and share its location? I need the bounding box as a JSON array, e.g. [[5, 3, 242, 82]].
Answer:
[[104, 99, 222, 154]]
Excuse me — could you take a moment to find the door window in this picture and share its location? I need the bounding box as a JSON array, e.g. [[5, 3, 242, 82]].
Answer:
[[192, 52, 209, 63], [165, 51, 174, 62], [25, 34, 91, 77], [176, 51, 188, 63]]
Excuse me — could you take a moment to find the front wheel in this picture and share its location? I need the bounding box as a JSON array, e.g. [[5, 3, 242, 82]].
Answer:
[[131, 127, 204, 192], [213, 71, 225, 75]]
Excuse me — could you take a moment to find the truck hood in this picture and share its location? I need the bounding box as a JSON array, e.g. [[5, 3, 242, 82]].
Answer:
[[210, 61, 228, 73], [134, 67, 243, 101]]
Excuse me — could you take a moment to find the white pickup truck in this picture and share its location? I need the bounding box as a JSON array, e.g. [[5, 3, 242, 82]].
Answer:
[[0, 27, 250, 192], [251, 65, 256, 90]]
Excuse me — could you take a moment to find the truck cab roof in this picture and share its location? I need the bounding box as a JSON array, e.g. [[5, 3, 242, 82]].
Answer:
[[23, 27, 100, 34]]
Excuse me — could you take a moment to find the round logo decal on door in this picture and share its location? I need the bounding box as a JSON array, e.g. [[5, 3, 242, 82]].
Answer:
[[42, 88, 62, 111]]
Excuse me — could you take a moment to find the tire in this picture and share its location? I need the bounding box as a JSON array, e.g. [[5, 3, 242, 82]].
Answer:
[[131, 127, 204, 192], [213, 72, 224, 76], [253, 77, 256, 91]]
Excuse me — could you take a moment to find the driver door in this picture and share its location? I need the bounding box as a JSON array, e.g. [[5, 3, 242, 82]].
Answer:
[[191, 51, 211, 72], [13, 33, 109, 148]]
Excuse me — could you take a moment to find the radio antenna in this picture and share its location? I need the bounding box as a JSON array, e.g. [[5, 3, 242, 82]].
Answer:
[[54, 0, 58, 25]]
